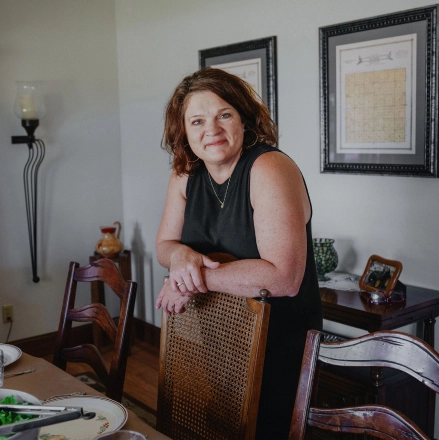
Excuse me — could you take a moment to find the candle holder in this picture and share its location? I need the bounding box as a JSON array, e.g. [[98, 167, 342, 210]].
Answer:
[[11, 81, 46, 283]]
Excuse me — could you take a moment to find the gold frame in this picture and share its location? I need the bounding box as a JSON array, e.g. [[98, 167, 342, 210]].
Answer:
[[359, 254, 403, 297]]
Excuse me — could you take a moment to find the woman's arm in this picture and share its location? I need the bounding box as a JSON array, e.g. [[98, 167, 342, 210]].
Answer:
[[201, 151, 311, 298], [156, 171, 220, 295]]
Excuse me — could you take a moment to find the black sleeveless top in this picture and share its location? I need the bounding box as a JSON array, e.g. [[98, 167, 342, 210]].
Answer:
[[181, 143, 322, 438]]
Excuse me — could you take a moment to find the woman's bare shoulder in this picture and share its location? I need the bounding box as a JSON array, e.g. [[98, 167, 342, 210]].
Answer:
[[251, 150, 303, 188]]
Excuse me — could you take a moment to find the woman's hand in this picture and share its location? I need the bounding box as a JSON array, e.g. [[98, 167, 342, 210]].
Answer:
[[155, 277, 193, 314], [169, 247, 220, 294]]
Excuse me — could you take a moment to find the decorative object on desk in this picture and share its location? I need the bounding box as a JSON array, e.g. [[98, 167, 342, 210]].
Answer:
[[95, 221, 124, 258], [359, 254, 403, 298], [312, 238, 338, 281], [359, 289, 406, 312], [318, 272, 360, 291], [11, 81, 47, 283]]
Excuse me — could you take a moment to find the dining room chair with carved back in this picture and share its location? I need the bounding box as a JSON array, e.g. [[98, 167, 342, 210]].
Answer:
[[289, 329, 439, 440], [52, 258, 137, 403], [156, 253, 271, 440]]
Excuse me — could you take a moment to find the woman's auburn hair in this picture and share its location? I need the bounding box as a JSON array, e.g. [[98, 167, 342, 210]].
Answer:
[[161, 67, 278, 175]]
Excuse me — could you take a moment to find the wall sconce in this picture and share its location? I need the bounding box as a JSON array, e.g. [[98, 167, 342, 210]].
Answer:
[[11, 81, 46, 283]]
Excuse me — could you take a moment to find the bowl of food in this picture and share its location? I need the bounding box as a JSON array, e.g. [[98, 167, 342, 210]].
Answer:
[[0, 389, 41, 440]]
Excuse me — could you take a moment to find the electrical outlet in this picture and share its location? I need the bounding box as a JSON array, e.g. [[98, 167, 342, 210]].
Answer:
[[2, 305, 13, 324]]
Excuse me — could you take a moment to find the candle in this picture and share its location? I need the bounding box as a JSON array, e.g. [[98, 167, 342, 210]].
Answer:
[[19, 94, 37, 119]]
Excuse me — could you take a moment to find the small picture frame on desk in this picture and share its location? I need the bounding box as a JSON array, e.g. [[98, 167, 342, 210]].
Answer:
[[359, 254, 403, 297]]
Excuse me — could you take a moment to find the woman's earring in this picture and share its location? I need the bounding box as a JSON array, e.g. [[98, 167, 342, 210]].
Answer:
[[184, 144, 200, 163], [243, 128, 259, 149], [187, 156, 200, 163]]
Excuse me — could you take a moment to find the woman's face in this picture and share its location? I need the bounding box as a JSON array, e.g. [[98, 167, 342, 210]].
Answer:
[[184, 91, 244, 169]]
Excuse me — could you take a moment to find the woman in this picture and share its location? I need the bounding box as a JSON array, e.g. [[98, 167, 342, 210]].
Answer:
[[155, 67, 322, 439]]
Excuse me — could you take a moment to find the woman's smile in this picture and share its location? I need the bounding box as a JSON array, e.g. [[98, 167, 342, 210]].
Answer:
[[205, 139, 226, 147]]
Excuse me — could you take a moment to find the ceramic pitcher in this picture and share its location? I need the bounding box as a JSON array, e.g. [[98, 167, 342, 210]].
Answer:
[[95, 221, 123, 258]]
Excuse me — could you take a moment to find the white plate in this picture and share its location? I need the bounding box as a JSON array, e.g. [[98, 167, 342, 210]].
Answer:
[[0, 344, 22, 367], [40, 395, 128, 440], [0, 389, 41, 440]]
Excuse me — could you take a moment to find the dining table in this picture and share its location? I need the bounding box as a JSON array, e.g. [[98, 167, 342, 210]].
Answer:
[[3, 351, 171, 440]]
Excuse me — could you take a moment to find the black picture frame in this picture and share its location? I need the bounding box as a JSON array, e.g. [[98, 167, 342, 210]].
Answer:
[[199, 36, 278, 125], [320, 6, 438, 177]]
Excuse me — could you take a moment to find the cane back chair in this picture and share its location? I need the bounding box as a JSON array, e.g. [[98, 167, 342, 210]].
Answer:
[[290, 329, 439, 440], [157, 288, 270, 440], [53, 258, 137, 402]]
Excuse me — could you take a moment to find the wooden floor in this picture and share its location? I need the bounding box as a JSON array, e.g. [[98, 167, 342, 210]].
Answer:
[[48, 340, 160, 412]]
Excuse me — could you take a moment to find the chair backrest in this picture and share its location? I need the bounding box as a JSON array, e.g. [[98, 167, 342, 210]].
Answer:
[[290, 329, 439, 440], [157, 289, 270, 440], [53, 258, 137, 402]]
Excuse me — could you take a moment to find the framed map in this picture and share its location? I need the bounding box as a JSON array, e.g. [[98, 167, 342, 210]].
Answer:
[[199, 37, 277, 125], [320, 6, 438, 177]]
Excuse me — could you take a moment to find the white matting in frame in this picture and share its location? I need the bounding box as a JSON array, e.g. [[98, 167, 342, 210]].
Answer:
[[211, 58, 262, 97], [336, 34, 417, 155]]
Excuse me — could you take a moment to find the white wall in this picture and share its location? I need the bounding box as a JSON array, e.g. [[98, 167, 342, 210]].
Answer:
[[0, 0, 123, 342]]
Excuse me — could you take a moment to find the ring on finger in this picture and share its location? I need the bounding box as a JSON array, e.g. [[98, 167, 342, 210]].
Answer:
[[177, 281, 185, 287]]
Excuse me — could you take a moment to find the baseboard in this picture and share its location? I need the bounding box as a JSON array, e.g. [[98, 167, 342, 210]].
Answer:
[[11, 318, 160, 358]]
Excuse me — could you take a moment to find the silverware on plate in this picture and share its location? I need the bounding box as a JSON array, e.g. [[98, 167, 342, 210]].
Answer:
[[4, 368, 35, 378], [0, 404, 96, 435]]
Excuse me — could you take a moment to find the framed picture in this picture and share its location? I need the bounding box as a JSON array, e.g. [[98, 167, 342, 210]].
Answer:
[[199, 36, 278, 125], [359, 254, 403, 297], [319, 6, 438, 177]]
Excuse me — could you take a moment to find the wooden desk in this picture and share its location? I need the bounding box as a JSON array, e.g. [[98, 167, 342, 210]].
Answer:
[[4, 353, 171, 440], [321, 283, 439, 346], [318, 281, 439, 439]]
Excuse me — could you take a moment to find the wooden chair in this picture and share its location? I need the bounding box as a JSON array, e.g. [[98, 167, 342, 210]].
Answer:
[[157, 288, 271, 440], [289, 329, 439, 440], [53, 258, 137, 403]]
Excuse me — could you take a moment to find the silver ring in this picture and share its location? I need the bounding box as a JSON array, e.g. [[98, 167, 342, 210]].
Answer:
[[177, 281, 185, 287]]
